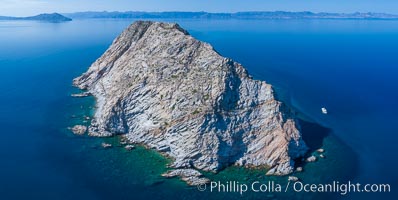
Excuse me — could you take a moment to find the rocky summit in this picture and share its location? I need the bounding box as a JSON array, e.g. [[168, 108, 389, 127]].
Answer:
[[73, 21, 308, 182]]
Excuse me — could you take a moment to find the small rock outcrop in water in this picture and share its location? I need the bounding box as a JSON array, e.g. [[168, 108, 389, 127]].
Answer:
[[124, 145, 135, 150], [306, 155, 317, 162], [288, 176, 299, 182], [296, 167, 303, 172], [162, 169, 210, 186], [73, 21, 308, 178], [70, 125, 87, 135], [71, 91, 91, 97], [101, 142, 112, 148]]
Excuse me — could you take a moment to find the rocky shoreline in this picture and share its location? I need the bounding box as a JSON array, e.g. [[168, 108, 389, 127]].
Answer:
[[162, 169, 210, 186]]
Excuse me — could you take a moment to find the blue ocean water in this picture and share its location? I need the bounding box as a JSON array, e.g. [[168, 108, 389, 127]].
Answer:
[[0, 19, 397, 200]]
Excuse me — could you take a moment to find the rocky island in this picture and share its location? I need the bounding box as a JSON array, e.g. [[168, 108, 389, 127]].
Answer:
[[0, 13, 72, 22], [73, 21, 308, 185]]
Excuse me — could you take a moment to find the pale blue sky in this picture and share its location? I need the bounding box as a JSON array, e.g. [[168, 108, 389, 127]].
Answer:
[[1, 0, 398, 17]]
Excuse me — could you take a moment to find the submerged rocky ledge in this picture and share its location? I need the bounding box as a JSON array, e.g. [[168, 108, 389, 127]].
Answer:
[[73, 21, 308, 185]]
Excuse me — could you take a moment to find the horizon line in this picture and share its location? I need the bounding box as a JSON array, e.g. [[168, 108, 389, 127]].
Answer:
[[3, 10, 398, 18], [61, 10, 396, 14]]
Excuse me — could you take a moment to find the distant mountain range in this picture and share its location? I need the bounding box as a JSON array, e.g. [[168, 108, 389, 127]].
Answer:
[[0, 13, 72, 22], [62, 11, 398, 20], [2, 11, 397, 21]]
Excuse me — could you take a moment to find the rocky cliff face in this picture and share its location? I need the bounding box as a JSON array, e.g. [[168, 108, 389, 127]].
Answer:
[[73, 21, 308, 177]]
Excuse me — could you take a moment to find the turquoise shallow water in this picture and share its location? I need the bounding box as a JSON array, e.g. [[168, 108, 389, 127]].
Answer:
[[0, 19, 397, 199]]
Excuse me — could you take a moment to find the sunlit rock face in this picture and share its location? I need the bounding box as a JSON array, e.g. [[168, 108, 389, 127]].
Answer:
[[74, 21, 308, 176]]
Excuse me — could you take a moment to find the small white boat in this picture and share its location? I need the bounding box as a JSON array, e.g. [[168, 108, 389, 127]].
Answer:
[[321, 107, 328, 114]]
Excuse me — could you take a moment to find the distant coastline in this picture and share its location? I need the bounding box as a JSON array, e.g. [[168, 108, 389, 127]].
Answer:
[[2, 11, 397, 21], [0, 13, 72, 22], [62, 11, 398, 20]]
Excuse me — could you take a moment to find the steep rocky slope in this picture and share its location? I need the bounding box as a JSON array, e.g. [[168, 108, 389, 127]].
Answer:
[[73, 21, 308, 180]]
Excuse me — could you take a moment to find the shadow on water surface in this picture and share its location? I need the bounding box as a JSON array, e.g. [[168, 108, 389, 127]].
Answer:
[[296, 118, 362, 200], [299, 119, 330, 151]]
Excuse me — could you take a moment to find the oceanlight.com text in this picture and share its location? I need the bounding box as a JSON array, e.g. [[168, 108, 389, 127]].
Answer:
[[197, 181, 391, 195]]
